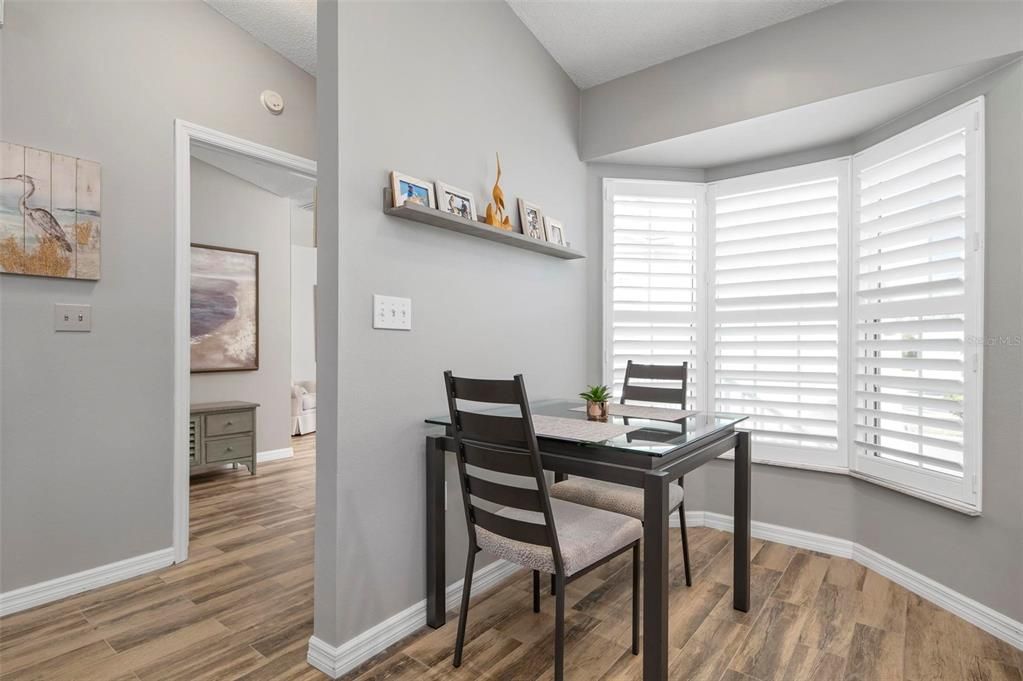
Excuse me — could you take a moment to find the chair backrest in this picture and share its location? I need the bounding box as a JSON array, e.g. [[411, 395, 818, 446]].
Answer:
[[620, 360, 688, 409], [443, 371, 564, 573]]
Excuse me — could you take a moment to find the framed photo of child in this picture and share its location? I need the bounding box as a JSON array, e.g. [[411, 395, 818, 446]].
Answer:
[[390, 171, 435, 209], [543, 216, 567, 247]]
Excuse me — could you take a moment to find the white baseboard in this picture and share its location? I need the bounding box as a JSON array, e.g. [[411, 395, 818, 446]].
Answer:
[[258, 447, 294, 463], [852, 543, 1023, 650], [0, 547, 175, 617], [683, 510, 1022, 650], [306, 559, 520, 679]]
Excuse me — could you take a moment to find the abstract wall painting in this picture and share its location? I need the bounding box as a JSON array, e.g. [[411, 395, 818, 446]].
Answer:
[[190, 244, 259, 373], [0, 142, 101, 280]]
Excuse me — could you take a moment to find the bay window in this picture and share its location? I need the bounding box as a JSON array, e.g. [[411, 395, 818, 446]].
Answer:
[[602, 98, 984, 512]]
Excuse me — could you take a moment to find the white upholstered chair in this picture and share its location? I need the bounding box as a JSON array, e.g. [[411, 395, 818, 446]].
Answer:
[[291, 380, 316, 435]]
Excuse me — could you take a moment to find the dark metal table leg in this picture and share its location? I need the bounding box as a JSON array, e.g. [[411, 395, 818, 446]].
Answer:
[[733, 430, 751, 612], [643, 471, 670, 681], [426, 435, 446, 628]]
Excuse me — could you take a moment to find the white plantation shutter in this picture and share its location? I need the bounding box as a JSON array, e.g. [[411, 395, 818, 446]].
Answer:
[[599, 98, 985, 513], [708, 161, 848, 468], [604, 180, 703, 407], [851, 99, 984, 509]]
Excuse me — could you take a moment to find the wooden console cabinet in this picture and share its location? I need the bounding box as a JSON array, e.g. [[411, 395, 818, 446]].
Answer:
[[189, 401, 259, 475]]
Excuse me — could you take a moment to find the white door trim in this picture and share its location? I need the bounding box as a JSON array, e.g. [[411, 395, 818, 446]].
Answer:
[[173, 120, 316, 563]]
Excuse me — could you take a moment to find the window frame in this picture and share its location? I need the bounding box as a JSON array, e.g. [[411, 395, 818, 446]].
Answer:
[[601, 178, 706, 400], [706, 159, 852, 473], [848, 98, 985, 514], [598, 96, 985, 515]]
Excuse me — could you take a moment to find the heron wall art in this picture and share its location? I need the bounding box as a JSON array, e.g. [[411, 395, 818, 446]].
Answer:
[[0, 142, 101, 280]]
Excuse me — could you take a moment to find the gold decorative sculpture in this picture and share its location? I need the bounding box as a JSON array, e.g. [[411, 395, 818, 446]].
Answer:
[[484, 153, 513, 231]]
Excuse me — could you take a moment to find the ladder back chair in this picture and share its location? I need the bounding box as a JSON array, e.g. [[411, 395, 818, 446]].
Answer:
[[444, 371, 642, 680], [551, 360, 694, 586]]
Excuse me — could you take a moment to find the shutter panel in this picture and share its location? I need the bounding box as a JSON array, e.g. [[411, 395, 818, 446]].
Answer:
[[851, 99, 983, 508], [709, 162, 846, 467], [607, 181, 702, 407]]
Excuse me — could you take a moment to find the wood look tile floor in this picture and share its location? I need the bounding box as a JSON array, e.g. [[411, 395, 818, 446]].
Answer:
[[0, 435, 324, 681], [3, 435, 1020, 680]]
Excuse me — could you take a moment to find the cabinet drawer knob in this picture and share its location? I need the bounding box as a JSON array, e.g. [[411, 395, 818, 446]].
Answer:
[[226, 447, 234, 452], [225, 421, 233, 427]]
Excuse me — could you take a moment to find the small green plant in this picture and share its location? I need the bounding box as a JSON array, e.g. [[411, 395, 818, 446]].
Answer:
[[579, 385, 612, 403]]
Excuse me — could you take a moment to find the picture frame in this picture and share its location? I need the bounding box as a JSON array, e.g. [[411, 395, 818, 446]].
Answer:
[[434, 181, 477, 221], [190, 243, 259, 373], [543, 216, 567, 247], [390, 171, 435, 209], [1, 142, 102, 280], [517, 198, 545, 241]]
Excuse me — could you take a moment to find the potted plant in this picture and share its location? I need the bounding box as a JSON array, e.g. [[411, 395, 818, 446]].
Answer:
[[579, 385, 612, 421]]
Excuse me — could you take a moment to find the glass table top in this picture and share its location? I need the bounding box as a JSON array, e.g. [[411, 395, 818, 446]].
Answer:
[[425, 399, 747, 457]]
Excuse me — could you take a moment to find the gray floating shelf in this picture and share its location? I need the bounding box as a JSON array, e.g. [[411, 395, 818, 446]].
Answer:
[[382, 188, 585, 260]]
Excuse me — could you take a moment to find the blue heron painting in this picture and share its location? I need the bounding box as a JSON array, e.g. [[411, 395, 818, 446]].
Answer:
[[0, 142, 101, 279]]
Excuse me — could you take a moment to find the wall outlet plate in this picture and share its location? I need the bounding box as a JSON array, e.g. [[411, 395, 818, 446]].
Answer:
[[55, 303, 91, 332], [373, 294, 411, 330]]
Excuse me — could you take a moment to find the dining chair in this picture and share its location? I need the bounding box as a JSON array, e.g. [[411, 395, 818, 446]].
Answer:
[[550, 360, 694, 586], [444, 371, 642, 681]]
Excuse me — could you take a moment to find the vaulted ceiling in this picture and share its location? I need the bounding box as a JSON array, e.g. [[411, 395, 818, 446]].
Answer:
[[506, 0, 845, 88], [202, 0, 845, 88]]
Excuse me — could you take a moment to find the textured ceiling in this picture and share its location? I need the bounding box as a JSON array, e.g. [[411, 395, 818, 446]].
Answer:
[[203, 0, 317, 75], [507, 0, 845, 89]]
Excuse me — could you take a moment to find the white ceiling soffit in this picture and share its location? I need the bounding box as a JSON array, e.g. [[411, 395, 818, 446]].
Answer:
[[593, 56, 1017, 169], [507, 0, 845, 89], [191, 144, 316, 202], [203, 0, 317, 76]]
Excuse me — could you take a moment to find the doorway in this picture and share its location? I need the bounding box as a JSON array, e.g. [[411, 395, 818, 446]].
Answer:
[[173, 121, 317, 563]]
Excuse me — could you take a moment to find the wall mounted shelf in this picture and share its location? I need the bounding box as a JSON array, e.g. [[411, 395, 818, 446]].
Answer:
[[382, 188, 585, 260]]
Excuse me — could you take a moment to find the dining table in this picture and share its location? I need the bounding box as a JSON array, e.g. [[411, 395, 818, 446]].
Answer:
[[423, 399, 751, 681]]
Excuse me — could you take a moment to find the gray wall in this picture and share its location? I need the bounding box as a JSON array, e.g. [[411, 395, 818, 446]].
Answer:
[[190, 159, 293, 454], [681, 61, 1023, 622], [580, 0, 1023, 160], [315, 0, 587, 646], [0, 0, 315, 592]]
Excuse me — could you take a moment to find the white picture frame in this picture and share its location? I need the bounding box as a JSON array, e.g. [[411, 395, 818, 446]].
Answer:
[[543, 216, 566, 247], [517, 198, 545, 240], [434, 181, 477, 221], [390, 171, 436, 209]]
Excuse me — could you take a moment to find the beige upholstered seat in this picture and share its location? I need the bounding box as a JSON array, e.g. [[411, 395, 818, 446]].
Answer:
[[475, 498, 643, 576], [549, 479, 684, 521]]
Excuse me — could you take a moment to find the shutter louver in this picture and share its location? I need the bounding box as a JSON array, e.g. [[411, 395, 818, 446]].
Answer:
[[711, 168, 843, 463], [609, 183, 701, 407], [853, 127, 971, 480]]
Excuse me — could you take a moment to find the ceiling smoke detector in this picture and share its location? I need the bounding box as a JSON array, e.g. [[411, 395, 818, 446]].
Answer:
[[261, 90, 285, 115]]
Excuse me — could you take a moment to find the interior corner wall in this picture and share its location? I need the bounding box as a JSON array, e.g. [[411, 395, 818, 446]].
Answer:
[[189, 159, 293, 455], [0, 0, 315, 593], [585, 163, 705, 382], [324, 0, 586, 644], [686, 60, 1023, 622]]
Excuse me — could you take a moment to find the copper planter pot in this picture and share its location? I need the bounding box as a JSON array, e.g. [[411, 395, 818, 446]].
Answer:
[[586, 400, 609, 421]]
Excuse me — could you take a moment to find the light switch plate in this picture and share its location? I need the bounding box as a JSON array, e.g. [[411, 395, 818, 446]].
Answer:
[[373, 294, 411, 330], [55, 303, 91, 332]]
